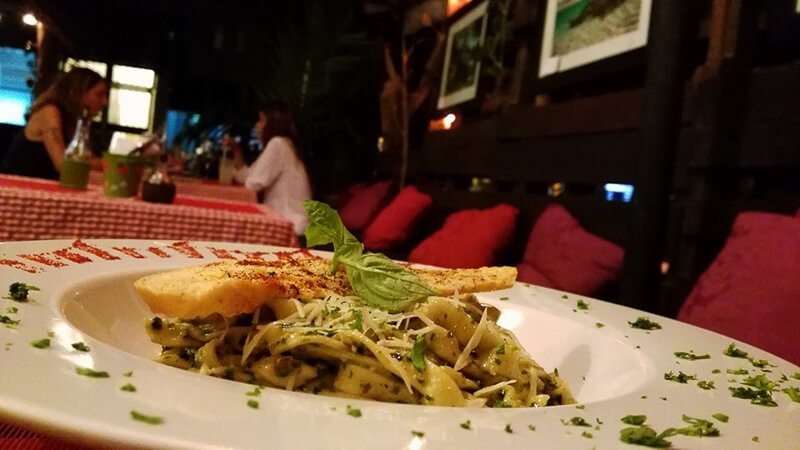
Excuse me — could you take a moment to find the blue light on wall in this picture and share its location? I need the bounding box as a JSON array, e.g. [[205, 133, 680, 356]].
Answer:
[[604, 183, 635, 203], [0, 47, 34, 126]]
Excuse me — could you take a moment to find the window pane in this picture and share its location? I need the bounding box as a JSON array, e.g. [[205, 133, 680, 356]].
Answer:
[[64, 58, 108, 77], [108, 88, 151, 129], [112, 65, 155, 89]]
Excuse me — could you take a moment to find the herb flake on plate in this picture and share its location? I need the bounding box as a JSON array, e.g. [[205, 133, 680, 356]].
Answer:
[[71, 342, 90, 352], [782, 387, 800, 402], [628, 317, 662, 330], [120, 383, 136, 392], [697, 380, 715, 390], [0, 315, 20, 327], [741, 374, 776, 391], [561, 416, 591, 427], [595, 322, 605, 328], [619, 426, 673, 448], [346, 405, 361, 418], [674, 415, 720, 437], [729, 387, 777, 407], [76, 367, 109, 378], [576, 299, 589, 310], [723, 343, 748, 358], [130, 410, 163, 425], [504, 424, 513, 434], [30, 338, 50, 349], [410, 335, 426, 372], [711, 413, 729, 423], [7, 282, 39, 302], [460, 420, 471, 430], [412, 430, 425, 438], [247, 399, 259, 409], [674, 351, 710, 360], [620, 415, 647, 426], [246, 387, 262, 397], [664, 371, 696, 383]]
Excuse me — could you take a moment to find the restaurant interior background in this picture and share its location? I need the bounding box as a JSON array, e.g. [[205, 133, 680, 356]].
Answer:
[[0, 0, 799, 319]]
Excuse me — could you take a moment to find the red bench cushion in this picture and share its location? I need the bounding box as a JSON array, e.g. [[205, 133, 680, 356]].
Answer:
[[516, 204, 624, 296], [678, 211, 800, 364], [339, 180, 394, 232], [363, 186, 432, 251], [409, 204, 519, 268]]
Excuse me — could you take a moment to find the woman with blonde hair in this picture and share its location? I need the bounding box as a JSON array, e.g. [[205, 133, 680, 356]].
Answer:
[[1, 67, 107, 179]]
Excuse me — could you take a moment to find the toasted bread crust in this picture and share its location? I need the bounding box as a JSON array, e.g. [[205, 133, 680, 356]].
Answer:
[[134, 253, 517, 318]]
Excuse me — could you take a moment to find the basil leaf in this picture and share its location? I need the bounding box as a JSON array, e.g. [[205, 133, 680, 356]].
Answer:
[[619, 426, 672, 448], [303, 200, 362, 272], [343, 252, 437, 312], [411, 335, 426, 372], [303, 201, 437, 311]]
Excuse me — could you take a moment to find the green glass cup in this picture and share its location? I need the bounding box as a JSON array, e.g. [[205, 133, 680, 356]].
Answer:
[[59, 158, 91, 190]]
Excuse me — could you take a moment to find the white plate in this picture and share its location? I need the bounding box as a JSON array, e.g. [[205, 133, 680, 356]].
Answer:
[[0, 239, 798, 450]]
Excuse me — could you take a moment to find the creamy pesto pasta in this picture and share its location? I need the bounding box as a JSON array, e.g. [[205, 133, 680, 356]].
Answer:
[[146, 293, 573, 407]]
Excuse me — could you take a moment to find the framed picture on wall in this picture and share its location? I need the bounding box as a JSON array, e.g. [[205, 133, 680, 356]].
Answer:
[[438, 1, 489, 109], [538, 0, 652, 77]]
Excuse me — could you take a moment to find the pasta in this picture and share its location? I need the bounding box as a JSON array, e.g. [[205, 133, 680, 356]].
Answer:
[[146, 293, 574, 407]]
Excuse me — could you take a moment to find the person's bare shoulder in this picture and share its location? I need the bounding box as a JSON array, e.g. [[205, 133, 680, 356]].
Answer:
[[27, 105, 63, 139]]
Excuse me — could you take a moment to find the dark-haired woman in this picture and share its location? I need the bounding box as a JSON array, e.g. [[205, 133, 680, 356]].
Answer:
[[232, 102, 312, 235], [1, 68, 107, 179]]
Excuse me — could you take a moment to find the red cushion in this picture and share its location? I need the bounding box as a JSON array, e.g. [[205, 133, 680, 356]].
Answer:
[[339, 181, 394, 232], [520, 204, 624, 296], [516, 262, 557, 289], [408, 204, 518, 268], [678, 211, 800, 365], [362, 186, 433, 251]]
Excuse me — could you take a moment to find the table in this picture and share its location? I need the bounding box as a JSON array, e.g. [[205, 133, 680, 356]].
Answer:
[[87, 170, 258, 203], [0, 174, 298, 247]]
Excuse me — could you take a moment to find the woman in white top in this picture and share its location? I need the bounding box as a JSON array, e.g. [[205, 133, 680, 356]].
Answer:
[[231, 102, 312, 235]]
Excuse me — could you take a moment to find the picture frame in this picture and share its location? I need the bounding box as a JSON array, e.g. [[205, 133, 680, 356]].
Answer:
[[437, 1, 489, 110], [538, 0, 652, 77]]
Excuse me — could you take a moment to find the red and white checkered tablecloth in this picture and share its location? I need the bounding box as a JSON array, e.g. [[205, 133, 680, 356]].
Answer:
[[0, 174, 298, 247]]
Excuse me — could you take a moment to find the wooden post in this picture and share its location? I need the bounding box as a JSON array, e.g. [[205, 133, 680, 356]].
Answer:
[[619, 0, 690, 311]]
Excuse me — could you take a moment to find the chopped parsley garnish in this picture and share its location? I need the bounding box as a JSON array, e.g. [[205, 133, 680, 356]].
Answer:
[[30, 338, 50, 349], [494, 343, 506, 355], [723, 343, 748, 358], [561, 294, 568, 299], [246, 387, 262, 397], [674, 415, 719, 437], [674, 351, 710, 360], [411, 430, 424, 438], [7, 282, 39, 301], [120, 383, 136, 392], [748, 357, 773, 368], [697, 380, 715, 390], [711, 369, 721, 374], [349, 310, 363, 331], [76, 367, 109, 378], [504, 424, 513, 434], [499, 296, 509, 301], [247, 399, 259, 409], [575, 404, 585, 410], [628, 317, 662, 330], [595, 322, 605, 328], [729, 387, 777, 407], [561, 416, 591, 427], [752, 436, 759, 442], [619, 426, 673, 448], [0, 315, 20, 326], [726, 368, 748, 375], [410, 335, 426, 372], [6, 306, 18, 314], [792, 372, 800, 380], [582, 431, 593, 438], [460, 420, 472, 430], [783, 387, 800, 402], [130, 410, 163, 425], [528, 425, 536, 431], [621, 415, 647, 426], [741, 374, 776, 391], [711, 413, 729, 423], [664, 371, 696, 383], [346, 405, 361, 417], [576, 299, 589, 310], [123, 371, 133, 377], [71, 342, 90, 352]]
